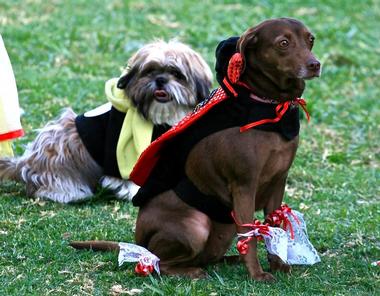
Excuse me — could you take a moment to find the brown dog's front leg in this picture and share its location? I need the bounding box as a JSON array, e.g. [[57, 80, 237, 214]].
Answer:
[[236, 224, 276, 282], [264, 176, 291, 273], [243, 237, 272, 280], [232, 186, 275, 282]]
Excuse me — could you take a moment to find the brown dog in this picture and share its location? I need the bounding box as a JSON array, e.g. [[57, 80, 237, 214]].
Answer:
[[70, 18, 321, 281], [132, 18, 321, 281]]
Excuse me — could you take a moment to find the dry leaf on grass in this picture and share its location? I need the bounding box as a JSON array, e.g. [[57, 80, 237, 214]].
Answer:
[[110, 285, 143, 295], [62, 232, 71, 239], [116, 213, 131, 221], [39, 210, 57, 218]]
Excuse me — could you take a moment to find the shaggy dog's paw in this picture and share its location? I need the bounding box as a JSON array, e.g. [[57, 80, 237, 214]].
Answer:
[[100, 176, 140, 201]]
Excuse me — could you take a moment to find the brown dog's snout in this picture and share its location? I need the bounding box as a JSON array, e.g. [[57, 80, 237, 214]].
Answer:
[[307, 59, 321, 71]]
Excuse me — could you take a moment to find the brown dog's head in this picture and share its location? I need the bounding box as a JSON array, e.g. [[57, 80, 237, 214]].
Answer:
[[237, 18, 321, 99], [116, 40, 213, 126]]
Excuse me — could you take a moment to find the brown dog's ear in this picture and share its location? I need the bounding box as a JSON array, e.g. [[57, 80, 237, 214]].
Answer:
[[238, 28, 255, 53], [117, 67, 138, 89], [237, 27, 258, 71]]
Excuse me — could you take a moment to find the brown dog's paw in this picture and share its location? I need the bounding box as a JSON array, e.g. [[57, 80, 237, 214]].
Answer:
[[268, 254, 291, 273], [160, 266, 208, 279], [187, 267, 209, 279], [252, 271, 276, 282], [270, 261, 291, 273]]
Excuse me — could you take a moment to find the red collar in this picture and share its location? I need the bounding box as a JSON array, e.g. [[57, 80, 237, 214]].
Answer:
[[222, 77, 310, 132], [249, 93, 280, 105]]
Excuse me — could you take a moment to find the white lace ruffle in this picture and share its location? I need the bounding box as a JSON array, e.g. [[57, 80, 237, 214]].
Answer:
[[118, 242, 160, 274], [262, 210, 320, 265], [263, 227, 289, 263], [285, 210, 321, 265]]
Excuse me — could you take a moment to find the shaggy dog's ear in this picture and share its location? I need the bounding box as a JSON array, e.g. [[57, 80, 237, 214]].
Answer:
[[195, 78, 211, 102], [117, 67, 137, 89]]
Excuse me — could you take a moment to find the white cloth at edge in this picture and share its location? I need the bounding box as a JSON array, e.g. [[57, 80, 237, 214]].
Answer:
[[0, 34, 23, 138]]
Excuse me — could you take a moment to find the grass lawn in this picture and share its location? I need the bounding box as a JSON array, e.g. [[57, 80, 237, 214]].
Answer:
[[0, 0, 379, 295]]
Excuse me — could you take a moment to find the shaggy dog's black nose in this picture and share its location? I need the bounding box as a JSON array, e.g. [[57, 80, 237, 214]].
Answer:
[[156, 76, 168, 87]]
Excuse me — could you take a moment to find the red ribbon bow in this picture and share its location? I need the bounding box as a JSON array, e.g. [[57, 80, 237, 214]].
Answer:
[[231, 211, 271, 255], [266, 204, 300, 239], [237, 238, 251, 255], [134, 262, 154, 276]]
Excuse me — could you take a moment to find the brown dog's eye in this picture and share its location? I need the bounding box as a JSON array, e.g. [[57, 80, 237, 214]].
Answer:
[[279, 40, 289, 48], [309, 35, 315, 44]]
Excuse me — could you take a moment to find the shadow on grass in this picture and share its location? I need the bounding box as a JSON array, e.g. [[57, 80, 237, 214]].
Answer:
[[70, 187, 122, 206]]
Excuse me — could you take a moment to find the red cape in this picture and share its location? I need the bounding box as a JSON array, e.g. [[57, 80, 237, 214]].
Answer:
[[130, 87, 228, 186]]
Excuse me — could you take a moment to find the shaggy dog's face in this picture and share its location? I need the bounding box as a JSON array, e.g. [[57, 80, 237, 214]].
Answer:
[[117, 41, 213, 126]]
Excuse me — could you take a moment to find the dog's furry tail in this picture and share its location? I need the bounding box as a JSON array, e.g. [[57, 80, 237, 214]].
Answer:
[[0, 158, 22, 182], [69, 240, 120, 252]]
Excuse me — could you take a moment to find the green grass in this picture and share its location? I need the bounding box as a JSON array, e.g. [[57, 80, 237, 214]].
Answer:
[[0, 0, 379, 295]]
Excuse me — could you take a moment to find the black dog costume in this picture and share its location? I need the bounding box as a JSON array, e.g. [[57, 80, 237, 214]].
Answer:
[[75, 106, 169, 179]]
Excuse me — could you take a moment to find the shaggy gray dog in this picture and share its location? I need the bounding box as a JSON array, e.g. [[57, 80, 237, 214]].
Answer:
[[0, 40, 213, 203]]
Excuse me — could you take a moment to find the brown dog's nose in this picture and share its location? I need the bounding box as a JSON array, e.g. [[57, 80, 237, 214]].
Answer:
[[307, 59, 321, 71]]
